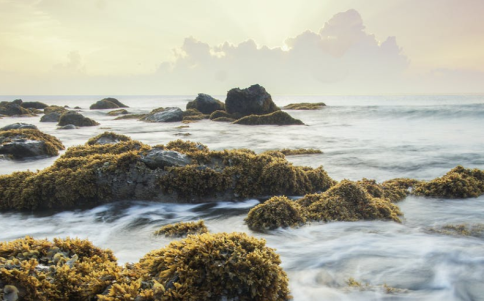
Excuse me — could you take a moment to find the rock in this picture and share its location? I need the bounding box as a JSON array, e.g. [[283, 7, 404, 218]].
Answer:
[[114, 114, 146, 120], [0, 100, 31, 116], [225, 84, 279, 117], [40, 112, 62, 122], [140, 148, 192, 169], [141, 107, 183, 122], [21, 101, 49, 109], [182, 109, 208, 122], [212, 117, 235, 122], [233, 110, 304, 125], [186, 93, 225, 114], [90, 98, 128, 110], [154, 220, 208, 237], [1, 123, 38, 131], [283, 102, 326, 110], [57, 124, 78, 130], [44, 105, 68, 114], [106, 109, 129, 116], [209, 110, 234, 120], [58, 111, 100, 127], [0, 129, 65, 159], [86, 132, 131, 145], [74, 106, 81, 109]]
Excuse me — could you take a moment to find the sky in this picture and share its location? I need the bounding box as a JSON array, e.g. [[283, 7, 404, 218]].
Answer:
[[0, 0, 483, 95]]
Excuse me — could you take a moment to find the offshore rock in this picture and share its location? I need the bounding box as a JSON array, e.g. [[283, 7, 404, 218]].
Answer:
[[225, 84, 279, 118], [141, 107, 183, 122], [20, 101, 49, 109], [0, 129, 65, 160], [40, 112, 62, 122], [0, 100, 31, 116], [233, 110, 304, 126], [44, 105, 68, 114], [186, 93, 225, 114], [106, 109, 128, 116], [90, 98, 128, 110], [140, 148, 192, 169], [1, 123, 37, 131], [58, 111, 100, 127]]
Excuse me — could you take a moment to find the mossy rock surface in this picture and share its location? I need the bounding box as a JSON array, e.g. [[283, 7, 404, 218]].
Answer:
[[265, 148, 322, 156], [283, 102, 326, 110], [0, 129, 65, 159], [44, 105, 68, 114], [90, 98, 128, 110], [114, 114, 147, 120], [154, 220, 208, 237], [209, 110, 234, 120], [413, 166, 484, 198], [246, 196, 307, 232], [233, 111, 304, 126], [357, 178, 412, 203], [298, 180, 403, 223], [87, 131, 132, 145], [0, 100, 32, 116], [58, 111, 99, 127], [107, 109, 129, 116]]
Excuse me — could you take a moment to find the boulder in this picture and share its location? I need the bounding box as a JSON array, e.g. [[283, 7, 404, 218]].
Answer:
[[1, 123, 38, 131], [186, 93, 225, 114], [233, 110, 304, 125], [58, 111, 99, 127], [0, 129, 65, 159], [21, 101, 49, 109], [44, 105, 68, 114], [225, 84, 279, 117], [140, 148, 192, 169], [90, 98, 128, 110], [86, 132, 131, 145], [0, 100, 31, 116], [141, 107, 183, 122], [40, 112, 62, 122]]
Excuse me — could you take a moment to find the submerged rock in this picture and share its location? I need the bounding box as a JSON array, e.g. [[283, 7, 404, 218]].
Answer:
[[413, 166, 484, 198], [1, 123, 37, 131], [154, 220, 208, 237], [141, 107, 183, 122], [233, 110, 304, 125], [0, 100, 31, 116], [58, 111, 99, 127], [90, 98, 128, 110], [186, 93, 225, 114], [283, 102, 326, 110], [0, 129, 65, 160], [225, 84, 279, 118]]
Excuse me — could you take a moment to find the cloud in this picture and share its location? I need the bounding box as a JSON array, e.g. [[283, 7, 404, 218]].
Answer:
[[155, 9, 409, 94]]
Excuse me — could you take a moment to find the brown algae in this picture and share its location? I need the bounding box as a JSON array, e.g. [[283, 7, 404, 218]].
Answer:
[[154, 220, 208, 237]]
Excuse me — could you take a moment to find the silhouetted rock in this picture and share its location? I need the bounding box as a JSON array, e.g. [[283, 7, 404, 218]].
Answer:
[[141, 107, 183, 122], [58, 111, 99, 127], [90, 98, 128, 109], [225, 84, 279, 117], [186, 93, 225, 114]]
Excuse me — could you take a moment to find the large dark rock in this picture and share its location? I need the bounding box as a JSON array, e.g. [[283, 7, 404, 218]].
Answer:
[[0, 100, 31, 116], [21, 101, 49, 109], [40, 112, 62, 122], [58, 111, 99, 127], [225, 84, 279, 118], [141, 107, 183, 122], [186, 93, 225, 114], [141, 149, 192, 169], [233, 110, 304, 126], [90, 98, 128, 110], [0, 129, 65, 160], [1, 123, 38, 131]]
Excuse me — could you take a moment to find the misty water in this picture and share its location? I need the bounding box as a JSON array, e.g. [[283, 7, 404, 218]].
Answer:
[[1, 95, 484, 300]]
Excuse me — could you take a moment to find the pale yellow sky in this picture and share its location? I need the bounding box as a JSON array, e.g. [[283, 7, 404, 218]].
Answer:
[[0, 0, 483, 94]]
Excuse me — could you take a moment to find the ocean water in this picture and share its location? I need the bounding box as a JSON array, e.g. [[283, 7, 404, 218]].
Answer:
[[1, 94, 484, 300]]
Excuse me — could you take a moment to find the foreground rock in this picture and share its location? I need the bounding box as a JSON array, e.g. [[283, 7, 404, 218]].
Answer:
[[186, 93, 225, 114], [0, 123, 37, 131], [0, 129, 65, 160], [283, 102, 326, 110], [141, 107, 183, 122], [225, 84, 279, 118], [90, 98, 128, 110], [0, 133, 334, 210], [0, 100, 32, 116], [233, 110, 304, 125], [58, 111, 99, 127]]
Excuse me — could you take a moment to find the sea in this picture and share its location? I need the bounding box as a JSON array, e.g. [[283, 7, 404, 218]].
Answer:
[[1, 94, 484, 300]]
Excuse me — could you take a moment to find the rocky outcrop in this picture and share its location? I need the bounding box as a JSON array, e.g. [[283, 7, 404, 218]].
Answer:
[[58, 111, 100, 127], [0, 129, 65, 160], [40, 112, 62, 122], [141, 107, 183, 122], [225, 84, 279, 118], [1, 123, 37, 131], [140, 148, 192, 169], [186, 93, 225, 114], [0, 100, 31, 116], [90, 98, 128, 110], [233, 110, 304, 125]]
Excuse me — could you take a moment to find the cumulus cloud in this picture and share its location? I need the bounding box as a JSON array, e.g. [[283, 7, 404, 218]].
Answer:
[[155, 9, 409, 94]]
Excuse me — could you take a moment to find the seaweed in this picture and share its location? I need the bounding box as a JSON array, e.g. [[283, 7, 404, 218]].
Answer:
[[0, 129, 65, 158], [209, 110, 234, 120], [154, 220, 209, 237], [233, 111, 304, 126], [283, 102, 326, 110]]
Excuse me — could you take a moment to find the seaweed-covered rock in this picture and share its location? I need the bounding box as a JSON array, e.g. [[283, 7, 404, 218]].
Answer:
[[1, 123, 37, 131], [0, 236, 120, 301], [233, 110, 304, 126], [413, 166, 484, 198], [186, 93, 225, 114], [269, 148, 322, 156], [141, 107, 183, 123], [209, 110, 234, 120], [0, 100, 31, 116], [0, 129, 65, 159], [90, 98, 128, 110], [283, 102, 326, 110], [87, 132, 132, 145], [40, 112, 62, 122], [137, 232, 290, 301], [154, 220, 208, 237], [182, 108, 209, 122], [246, 196, 307, 232], [106, 109, 128, 116], [21, 101, 49, 109], [225, 84, 279, 118], [298, 180, 403, 223], [44, 105, 68, 115], [114, 114, 146, 120], [58, 111, 99, 127]]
